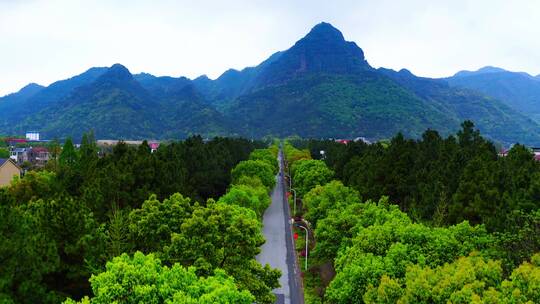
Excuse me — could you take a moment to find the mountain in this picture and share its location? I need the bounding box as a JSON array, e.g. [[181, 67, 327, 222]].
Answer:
[[0, 83, 44, 112], [447, 67, 540, 121], [251, 22, 370, 89], [4, 64, 231, 139], [1, 83, 44, 101], [1, 23, 539, 145], [222, 23, 540, 144], [0, 67, 108, 131], [192, 51, 283, 110], [380, 68, 540, 145], [134, 73, 192, 99], [192, 68, 259, 110], [227, 72, 454, 139], [159, 84, 235, 138], [17, 64, 159, 139], [453, 66, 508, 78]]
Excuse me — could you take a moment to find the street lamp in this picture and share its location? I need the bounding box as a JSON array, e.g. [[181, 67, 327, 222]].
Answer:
[[294, 223, 309, 270], [289, 188, 297, 215], [284, 173, 292, 189]]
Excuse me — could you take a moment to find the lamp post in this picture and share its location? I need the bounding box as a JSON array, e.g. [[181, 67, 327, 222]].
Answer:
[[289, 188, 297, 215], [294, 223, 309, 270], [284, 173, 292, 189]]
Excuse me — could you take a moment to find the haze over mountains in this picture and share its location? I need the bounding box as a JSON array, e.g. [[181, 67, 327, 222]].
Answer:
[[2, 22, 540, 145]]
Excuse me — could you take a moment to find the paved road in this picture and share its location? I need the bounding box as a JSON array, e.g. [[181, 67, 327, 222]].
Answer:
[[257, 150, 303, 304]]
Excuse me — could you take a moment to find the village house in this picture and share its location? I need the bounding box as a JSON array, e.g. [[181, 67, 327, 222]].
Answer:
[[0, 158, 21, 186], [532, 148, 540, 161], [9, 147, 30, 164], [29, 147, 50, 166], [9, 146, 51, 166]]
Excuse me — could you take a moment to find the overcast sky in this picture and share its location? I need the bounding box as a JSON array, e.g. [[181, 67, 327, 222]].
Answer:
[[1, 0, 540, 96]]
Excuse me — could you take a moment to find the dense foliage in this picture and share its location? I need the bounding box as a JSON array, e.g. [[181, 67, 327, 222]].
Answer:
[[64, 252, 255, 304], [218, 182, 271, 217], [324, 207, 492, 303], [0, 135, 283, 303], [363, 252, 540, 303], [3, 117, 540, 303], [284, 124, 540, 303], [304, 121, 540, 234], [291, 159, 334, 197], [231, 160, 275, 191]]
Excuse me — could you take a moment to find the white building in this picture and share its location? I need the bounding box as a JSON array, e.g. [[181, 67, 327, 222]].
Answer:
[[25, 131, 40, 141]]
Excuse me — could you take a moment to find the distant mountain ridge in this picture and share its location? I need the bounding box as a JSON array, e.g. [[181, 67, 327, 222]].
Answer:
[[447, 66, 540, 122], [1, 64, 232, 139], [453, 66, 508, 78], [1, 22, 540, 145]]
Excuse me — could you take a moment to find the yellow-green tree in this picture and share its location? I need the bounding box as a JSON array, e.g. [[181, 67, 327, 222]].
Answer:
[[64, 252, 255, 304]]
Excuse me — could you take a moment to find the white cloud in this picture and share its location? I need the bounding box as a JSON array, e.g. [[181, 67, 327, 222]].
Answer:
[[1, 0, 539, 96]]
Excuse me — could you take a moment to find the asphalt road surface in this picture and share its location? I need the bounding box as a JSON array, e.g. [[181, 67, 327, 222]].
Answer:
[[257, 150, 304, 304]]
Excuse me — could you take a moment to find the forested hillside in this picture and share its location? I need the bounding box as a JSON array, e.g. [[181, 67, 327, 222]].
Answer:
[[447, 66, 540, 122]]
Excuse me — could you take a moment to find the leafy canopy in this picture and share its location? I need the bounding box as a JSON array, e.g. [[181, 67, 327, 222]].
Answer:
[[231, 160, 275, 190], [64, 252, 255, 304], [291, 159, 334, 196]]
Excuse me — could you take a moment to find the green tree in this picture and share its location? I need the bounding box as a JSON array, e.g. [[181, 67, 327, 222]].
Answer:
[[57, 138, 83, 196], [0, 147, 9, 158], [129, 193, 195, 253], [131, 140, 157, 205], [164, 201, 280, 303], [231, 160, 275, 190], [249, 148, 279, 174], [105, 207, 132, 260], [22, 195, 107, 298], [0, 196, 60, 304], [364, 252, 504, 304], [363, 252, 540, 304], [303, 180, 360, 227], [491, 210, 540, 273], [501, 253, 540, 302], [292, 159, 334, 196], [64, 252, 255, 304], [312, 202, 365, 262], [325, 206, 492, 303], [78, 132, 99, 180], [8, 170, 60, 204], [59, 138, 79, 166], [284, 142, 311, 166], [218, 183, 270, 217], [313, 197, 408, 263]]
